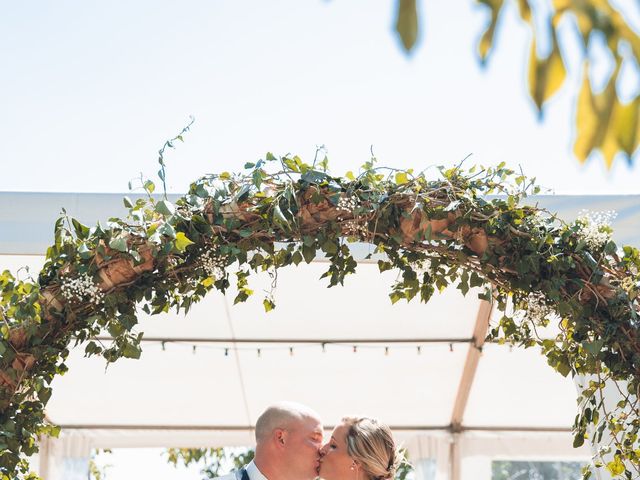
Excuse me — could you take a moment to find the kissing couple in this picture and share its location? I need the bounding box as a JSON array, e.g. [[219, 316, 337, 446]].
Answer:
[[216, 401, 401, 480]]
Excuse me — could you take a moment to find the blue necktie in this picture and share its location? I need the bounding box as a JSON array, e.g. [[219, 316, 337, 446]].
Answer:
[[235, 466, 250, 480]]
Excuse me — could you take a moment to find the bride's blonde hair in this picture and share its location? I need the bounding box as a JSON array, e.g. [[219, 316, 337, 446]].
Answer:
[[342, 416, 402, 480]]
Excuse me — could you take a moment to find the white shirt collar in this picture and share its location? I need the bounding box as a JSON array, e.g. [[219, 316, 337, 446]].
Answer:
[[246, 460, 269, 480]]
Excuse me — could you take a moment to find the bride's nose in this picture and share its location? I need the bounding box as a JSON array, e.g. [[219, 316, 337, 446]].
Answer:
[[319, 443, 329, 456]]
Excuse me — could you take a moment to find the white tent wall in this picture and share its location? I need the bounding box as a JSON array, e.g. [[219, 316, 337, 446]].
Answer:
[[33, 430, 594, 480], [1, 192, 638, 479], [405, 431, 593, 480], [37, 432, 92, 480], [458, 432, 592, 479]]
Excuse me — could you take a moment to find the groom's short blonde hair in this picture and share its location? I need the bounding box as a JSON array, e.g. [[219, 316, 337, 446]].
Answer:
[[255, 401, 320, 443]]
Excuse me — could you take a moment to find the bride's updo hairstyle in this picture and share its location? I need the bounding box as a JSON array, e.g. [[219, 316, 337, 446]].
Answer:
[[342, 416, 402, 480]]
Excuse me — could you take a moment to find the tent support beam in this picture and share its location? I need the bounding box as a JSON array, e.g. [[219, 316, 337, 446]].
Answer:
[[51, 424, 573, 433], [450, 300, 493, 430], [450, 433, 461, 480], [449, 299, 493, 480]]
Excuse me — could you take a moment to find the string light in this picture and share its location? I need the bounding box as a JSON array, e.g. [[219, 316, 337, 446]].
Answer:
[[144, 338, 476, 356]]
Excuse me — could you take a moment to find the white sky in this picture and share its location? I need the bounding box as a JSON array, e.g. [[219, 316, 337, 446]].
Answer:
[[2, 1, 639, 478], [1, 0, 638, 196]]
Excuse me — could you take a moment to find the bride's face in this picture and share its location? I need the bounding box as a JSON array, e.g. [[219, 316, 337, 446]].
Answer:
[[318, 423, 356, 480]]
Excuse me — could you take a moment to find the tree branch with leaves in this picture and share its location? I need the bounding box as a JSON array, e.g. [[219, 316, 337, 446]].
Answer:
[[394, 0, 640, 168]]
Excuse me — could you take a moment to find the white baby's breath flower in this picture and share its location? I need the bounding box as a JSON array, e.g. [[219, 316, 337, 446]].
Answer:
[[336, 195, 358, 221], [575, 210, 616, 251], [514, 292, 556, 325], [342, 219, 369, 238], [60, 272, 104, 305], [199, 248, 227, 280], [337, 196, 357, 213]]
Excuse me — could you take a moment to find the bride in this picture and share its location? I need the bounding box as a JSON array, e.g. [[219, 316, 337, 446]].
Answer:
[[318, 416, 401, 480]]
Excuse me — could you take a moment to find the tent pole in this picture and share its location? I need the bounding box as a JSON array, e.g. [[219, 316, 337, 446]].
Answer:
[[450, 300, 493, 431], [449, 433, 460, 480], [448, 299, 492, 480], [38, 436, 50, 480]]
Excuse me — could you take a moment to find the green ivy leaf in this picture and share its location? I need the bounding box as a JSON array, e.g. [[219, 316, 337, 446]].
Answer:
[[378, 260, 393, 272], [72, 218, 90, 239], [122, 343, 142, 359], [159, 223, 176, 239], [606, 457, 625, 476], [302, 244, 316, 263], [175, 232, 195, 252], [109, 237, 128, 252], [556, 361, 572, 377], [301, 170, 327, 184], [156, 200, 175, 216], [263, 298, 275, 312], [144, 180, 155, 194], [572, 431, 585, 448], [395, 172, 409, 185], [322, 240, 338, 255]]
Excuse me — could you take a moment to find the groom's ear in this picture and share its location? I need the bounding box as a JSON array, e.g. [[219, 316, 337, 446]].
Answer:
[[273, 428, 287, 448]]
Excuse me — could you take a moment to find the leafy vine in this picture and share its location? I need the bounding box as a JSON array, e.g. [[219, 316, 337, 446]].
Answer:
[[0, 153, 639, 478]]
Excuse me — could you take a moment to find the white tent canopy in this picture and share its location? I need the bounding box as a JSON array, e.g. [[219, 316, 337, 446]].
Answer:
[[2, 192, 639, 479]]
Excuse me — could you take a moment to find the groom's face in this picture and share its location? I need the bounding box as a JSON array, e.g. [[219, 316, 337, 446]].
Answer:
[[283, 415, 324, 480]]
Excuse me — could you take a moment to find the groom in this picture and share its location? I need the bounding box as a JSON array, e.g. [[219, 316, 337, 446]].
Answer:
[[216, 402, 324, 480]]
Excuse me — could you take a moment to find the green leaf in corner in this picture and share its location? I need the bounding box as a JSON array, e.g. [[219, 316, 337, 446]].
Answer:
[[395, 0, 419, 52], [477, 0, 504, 64], [528, 34, 566, 115], [175, 232, 194, 252]]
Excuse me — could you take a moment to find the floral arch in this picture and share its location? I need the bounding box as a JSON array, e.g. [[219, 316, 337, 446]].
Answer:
[[0, 154, 639, 479]]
